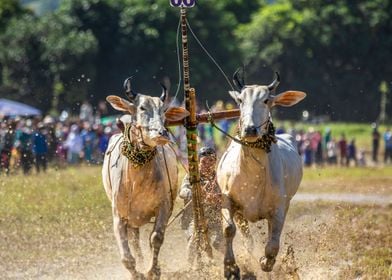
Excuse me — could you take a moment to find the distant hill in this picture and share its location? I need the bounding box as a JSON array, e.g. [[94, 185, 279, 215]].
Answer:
[[20, 0, 60, 15]]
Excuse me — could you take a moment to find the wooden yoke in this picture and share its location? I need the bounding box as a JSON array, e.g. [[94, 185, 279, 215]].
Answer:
[[165, 108, 240, 127]]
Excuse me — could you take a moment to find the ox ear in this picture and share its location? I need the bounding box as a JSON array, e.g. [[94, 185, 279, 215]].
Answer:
[[106, 95, 136, 114], [272, 91, 306, 107], [165, 107, 190, 122], [229, 91, 241, 105]]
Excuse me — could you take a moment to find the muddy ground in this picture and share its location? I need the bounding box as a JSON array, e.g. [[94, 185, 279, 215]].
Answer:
[[2, 199, 390, 280], [1, 166, 391, 279]]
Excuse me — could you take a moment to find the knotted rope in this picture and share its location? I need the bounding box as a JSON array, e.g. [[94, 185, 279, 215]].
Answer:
[[235, 121, 277, 153], [208, 112, 277, 153], [120, 123, 157, 168]]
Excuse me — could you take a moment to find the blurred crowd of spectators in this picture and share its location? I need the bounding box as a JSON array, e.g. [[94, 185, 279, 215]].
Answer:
[[267, 124, 391, 168], [291, 128, 363, 167], [196, 101, 392, 168], [0, 101, 117, 175], [1, 99, 392, 175]]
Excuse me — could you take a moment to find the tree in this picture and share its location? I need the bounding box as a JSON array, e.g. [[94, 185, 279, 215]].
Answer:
[[60, 0, 251, 108], [237, 0, 392, 121], [0, 6, 97, 113], [0, 14, 52, 110], [38, 10, 97, 113]]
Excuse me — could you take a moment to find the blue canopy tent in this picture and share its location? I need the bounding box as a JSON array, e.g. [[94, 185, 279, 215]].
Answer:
[[0, 98, 42, 117]]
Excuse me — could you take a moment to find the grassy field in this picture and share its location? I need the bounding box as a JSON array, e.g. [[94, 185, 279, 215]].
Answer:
[[300, 166, 392, 195], [0, 165, 391, 279]]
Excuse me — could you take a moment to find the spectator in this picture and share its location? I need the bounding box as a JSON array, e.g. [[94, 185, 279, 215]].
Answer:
[[371, 123, 380, 163], [324, 127, 332, 146], [338, 134, 348, 166], [0, 120, 16, 175], [312, 130, 323, 166], [46, 123, 58, 162], [18, 127, 33, 174], [303, 140, 313, 167], [326, 138, 338, 165], [315, 138, 323, 166], [79, 101, 94, 123], [81, 122, 96, 163], [347, 138, 357, 167], [358, 149, 366, 167], [65, 124, 83, 164], [33, 124, 48, 173], [295, 129, 305, 155], [384, 128, 392, 164]]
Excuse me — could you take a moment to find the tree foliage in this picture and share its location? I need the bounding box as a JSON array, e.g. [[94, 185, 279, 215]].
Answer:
[[237, 0, 392, 121], [0, 0, 391, 121]]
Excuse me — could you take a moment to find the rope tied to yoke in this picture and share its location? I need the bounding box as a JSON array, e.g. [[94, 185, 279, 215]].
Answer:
[[207, 111, 277, 153], [120, 123, 157, 168]]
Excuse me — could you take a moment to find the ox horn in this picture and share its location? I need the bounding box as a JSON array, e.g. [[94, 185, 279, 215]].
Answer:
[[233, 67, 245, 91], [159, 82, 168, 103], [123, 76, 137, 100], [267, 72, 280, 92]]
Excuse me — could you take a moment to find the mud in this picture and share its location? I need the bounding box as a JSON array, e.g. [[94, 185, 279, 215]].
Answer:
[[12, 204, 339, 279], [3, 195, 390, 279]]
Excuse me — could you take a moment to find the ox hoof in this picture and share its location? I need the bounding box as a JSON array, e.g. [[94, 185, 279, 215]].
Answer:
[[146, 267, 161, 280], [224, 263, 240, 280], [130, 272, 145, 280], [260, 256, 276, 272]]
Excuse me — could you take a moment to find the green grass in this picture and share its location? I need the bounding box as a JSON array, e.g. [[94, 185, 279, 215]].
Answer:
[[0, 167, 108, 220], [300, 166, 392, 194], [0, 167, 113, 272]]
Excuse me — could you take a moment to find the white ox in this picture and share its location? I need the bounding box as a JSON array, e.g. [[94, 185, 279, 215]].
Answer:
[[217, 70, 306, 278], [102, 78, 188, 279]]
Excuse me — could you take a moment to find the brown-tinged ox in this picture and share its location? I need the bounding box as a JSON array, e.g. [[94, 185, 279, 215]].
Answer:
[[102, 77, 189, 279], [217, 70, 306, 279]]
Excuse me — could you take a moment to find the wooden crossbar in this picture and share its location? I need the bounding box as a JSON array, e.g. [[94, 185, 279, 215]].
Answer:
[[166, 108, 240, 127]]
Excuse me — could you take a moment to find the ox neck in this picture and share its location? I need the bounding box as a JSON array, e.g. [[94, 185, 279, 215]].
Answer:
[[239, 144, 269, 167]]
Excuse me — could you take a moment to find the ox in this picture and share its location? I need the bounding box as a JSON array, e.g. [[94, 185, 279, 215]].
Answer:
[[102, 78, 189, 279], [217, 70, 306, 278]]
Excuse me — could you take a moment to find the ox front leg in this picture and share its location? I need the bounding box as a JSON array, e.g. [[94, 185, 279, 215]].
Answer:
[[234, 212, 254, 254], [129, 227, 144, 268], [113, 214, 144, 279], [147, 204, 170, 280], [261, 207, 286, 272], [222, 196, 240, 280]]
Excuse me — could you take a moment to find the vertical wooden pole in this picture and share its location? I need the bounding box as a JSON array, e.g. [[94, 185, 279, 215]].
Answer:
[[180, 7, 212, 262]]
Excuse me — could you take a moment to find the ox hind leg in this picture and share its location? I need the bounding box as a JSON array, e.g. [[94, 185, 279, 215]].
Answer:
[[222, 196, 240, 280], [146, 203, 170, 280], [113, 214, 144, 279], [260, 206, 287, 272]]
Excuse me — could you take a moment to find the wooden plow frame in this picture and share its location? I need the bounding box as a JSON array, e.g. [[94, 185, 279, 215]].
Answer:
[[165, 5, 240, 265]]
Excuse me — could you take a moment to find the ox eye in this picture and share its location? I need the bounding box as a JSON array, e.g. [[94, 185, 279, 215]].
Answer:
[[237, 98, 242, 103], [264, 99, 269, 104], [139, 106, 146, 111]]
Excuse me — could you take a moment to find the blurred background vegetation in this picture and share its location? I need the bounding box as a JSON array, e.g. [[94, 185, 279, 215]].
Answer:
[[1, 0, 391, 122]]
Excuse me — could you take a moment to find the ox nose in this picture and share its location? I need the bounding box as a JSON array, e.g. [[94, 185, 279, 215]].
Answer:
[[244, 126, 257, 137], [158, 129, 169, 138]]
